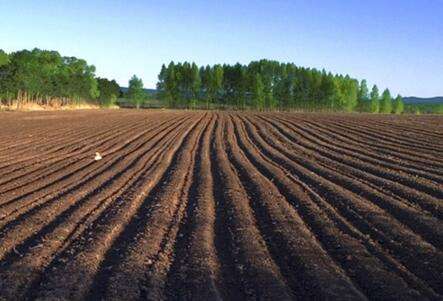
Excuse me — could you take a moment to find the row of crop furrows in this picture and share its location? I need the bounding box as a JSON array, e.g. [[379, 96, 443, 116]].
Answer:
[[0, 111, 172, 173], [171, 112, 441, 299], [0, 110, 138, 158], [0, 112, 200, 299], [0, 114, 188, 218], [0, 112, 185, 197], [256, 114, 443, 220], [233, 113, 442, 298], [30, 113, 207, 300], [274, 113, 443, 177], [0, 111, 441, 300], [0, 117, 155, 193], [273, 113, 443, 196]]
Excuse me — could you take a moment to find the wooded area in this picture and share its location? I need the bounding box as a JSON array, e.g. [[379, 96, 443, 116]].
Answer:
[[0, 49, 119, 108], [0, 48, 409, 113], [156, 60, 405, 113]]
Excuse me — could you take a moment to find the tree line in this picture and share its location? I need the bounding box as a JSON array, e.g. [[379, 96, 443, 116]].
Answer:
[[156, 59, 405, 113], [0, 48, 120, 108], [1, 49, 406, 113]]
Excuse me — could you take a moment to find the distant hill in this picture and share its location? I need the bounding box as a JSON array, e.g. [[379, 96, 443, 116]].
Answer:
[[403, 96, 443, 104]]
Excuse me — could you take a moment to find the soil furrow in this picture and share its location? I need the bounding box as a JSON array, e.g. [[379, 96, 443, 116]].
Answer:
[[0, 116, 190, 222], [273, 114, 443, 180], [30, 113, 203, 300], [233, 115, 439, 299], [257, 116, 443, 234], [261, 115, 443, 199], [0, 116, 193, 300], [241, 115, 443, 294], [0, 110, 441, 300], [0, 116, 182, 203], [325, 119, 443, 158], [0, 118, 158, 191], [206, 114, 294, 300], [164, 116, 225, 301], [224, 114, 367, 300], [0, 116, 192, 261], [89, 114, 209, 301]]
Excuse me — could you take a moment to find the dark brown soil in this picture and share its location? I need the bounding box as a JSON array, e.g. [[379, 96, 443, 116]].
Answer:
[[0, 109, 441, 300]]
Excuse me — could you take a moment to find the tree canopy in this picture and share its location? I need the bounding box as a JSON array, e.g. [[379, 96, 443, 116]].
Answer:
[[393, 95, 405, 114], [370, 85, 380, 113], [380, 89, 393, 114], [0, 50, 9, 67], [127, 75, 145, 109], [0, 48, 119, 107], [156, 59, 384, 112], [0, 49, 407, 114], [97, 77, 120, 107]]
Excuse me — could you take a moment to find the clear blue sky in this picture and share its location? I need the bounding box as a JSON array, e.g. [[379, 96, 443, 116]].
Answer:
[[1, 0, 442, 97]]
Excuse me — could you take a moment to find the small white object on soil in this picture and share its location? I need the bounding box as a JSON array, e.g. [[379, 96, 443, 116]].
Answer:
[[94, 152, 102, 161]]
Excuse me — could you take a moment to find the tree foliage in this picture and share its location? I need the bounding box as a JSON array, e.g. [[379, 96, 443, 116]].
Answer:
[[157, 59, 367, 111], [251, 73, 265, 111], [97, 77, 120, 107], [0, 50, 406, 114], [370, 85, 380, 113], [380, 88, 393, 113], [127, 75, 145, 109], [0, 48, 102, 107], [393, 94, 404, 114], [357, 79, 369, 111], [0, 50, 9, 67]]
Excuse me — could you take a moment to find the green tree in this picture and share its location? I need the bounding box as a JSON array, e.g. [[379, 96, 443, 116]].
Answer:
[[0, 49, 99, 106], [200, 65, 211, 108], [358, 79, 369, 102], [370, 85, 380, 113], [0, 49, 9, 67], [357, 79, 369, 111], [165, 62, 179, 107], [233, 63, 247, 109], [393, 94, 404, 114], [173, 62, 185, 107], [97, 78, 120, 107], [222, 64, 237, 106], [177, 62, 191, 106], [338, 76, 358, 112], [127, 75, 145, 109], [156, 64, 167, 100], [207, 65, 223, 109], [190, 62, 201, 107], [154, 60, 398, 113], [318, 73, 338, 110], [274, 65, 293, 110], [380, 88, 392, 113], [251, 73, 265, 110], [293, 68, 314, 110]]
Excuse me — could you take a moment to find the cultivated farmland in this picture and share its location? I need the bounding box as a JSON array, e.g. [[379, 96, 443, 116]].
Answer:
[[0, 110, 442, 300]]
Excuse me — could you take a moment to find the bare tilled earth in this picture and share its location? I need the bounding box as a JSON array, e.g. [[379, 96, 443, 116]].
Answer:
[[0, 109, 442, 300]]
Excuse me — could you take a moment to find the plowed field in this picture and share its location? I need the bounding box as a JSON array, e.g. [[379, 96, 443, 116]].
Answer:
[[0, 110, 442, 300]]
